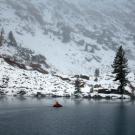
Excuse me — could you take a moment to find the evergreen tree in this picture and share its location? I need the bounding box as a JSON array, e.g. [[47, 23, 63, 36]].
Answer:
[[94, 68, 100, 81], [112, 46, 129, 96], [0, 28, 5, 46], [8, 31, 17, 46], [74, 76, 82, 97]]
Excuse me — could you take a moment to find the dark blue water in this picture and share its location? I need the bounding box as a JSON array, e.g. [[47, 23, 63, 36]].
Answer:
[[0, 97, 135, 135]]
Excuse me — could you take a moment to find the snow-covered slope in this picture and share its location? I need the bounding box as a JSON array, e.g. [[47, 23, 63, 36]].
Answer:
[[0, 58, 134, 99], [0, 58, 74, 96], [0, 0, 135, 74]]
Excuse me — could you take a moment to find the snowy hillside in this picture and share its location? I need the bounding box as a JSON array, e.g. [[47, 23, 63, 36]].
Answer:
[[0, 32, 50, 74], [0, 58, 134, 99], [0, 58, 74, 97], [0, 0, 135, 74]]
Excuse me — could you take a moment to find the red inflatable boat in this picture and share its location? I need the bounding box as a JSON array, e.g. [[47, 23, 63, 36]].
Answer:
[[53, 101, 63, 108]]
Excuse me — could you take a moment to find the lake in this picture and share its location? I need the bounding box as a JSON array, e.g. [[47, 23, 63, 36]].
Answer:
[[0, 97, 135, 135]]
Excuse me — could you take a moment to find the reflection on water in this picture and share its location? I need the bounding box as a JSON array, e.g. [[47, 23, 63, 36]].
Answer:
[[113, 102, 126, 135], [0, 97, 135, 135]]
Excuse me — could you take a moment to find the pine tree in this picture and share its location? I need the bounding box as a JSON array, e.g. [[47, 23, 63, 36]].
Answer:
[[0, 28, 5, 46], [8, 31, 17, 46], [94, 68, 100, 81], [74, 76, 82, 97], [112, 46, 129, 96]]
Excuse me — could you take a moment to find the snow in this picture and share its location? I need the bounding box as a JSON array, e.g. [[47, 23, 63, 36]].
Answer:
[[0, 58, 73, 96], [0, 0, 135, 100], [0, 0, 135, 75], [0, 58, 134, 99], [0, 45, 17, 56]]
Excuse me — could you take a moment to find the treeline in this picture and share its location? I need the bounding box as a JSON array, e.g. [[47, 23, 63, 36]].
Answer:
[[0, 28, 17, 47], [74, 46, 130, 98]]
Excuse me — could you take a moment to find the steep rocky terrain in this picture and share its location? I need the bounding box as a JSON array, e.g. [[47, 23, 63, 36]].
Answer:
[[0, 30, 50, 74], [0, 0, 135, 74]]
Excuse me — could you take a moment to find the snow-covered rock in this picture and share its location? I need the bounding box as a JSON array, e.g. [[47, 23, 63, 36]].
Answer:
[[0, 58, 74, 96]]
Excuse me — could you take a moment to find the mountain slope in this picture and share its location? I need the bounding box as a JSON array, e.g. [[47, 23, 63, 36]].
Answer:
[[0, 0, 135, 74], [0, 58, 134, 98]]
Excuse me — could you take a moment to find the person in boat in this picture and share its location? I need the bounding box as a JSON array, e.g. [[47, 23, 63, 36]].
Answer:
[[53, 101, 63, 107]]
